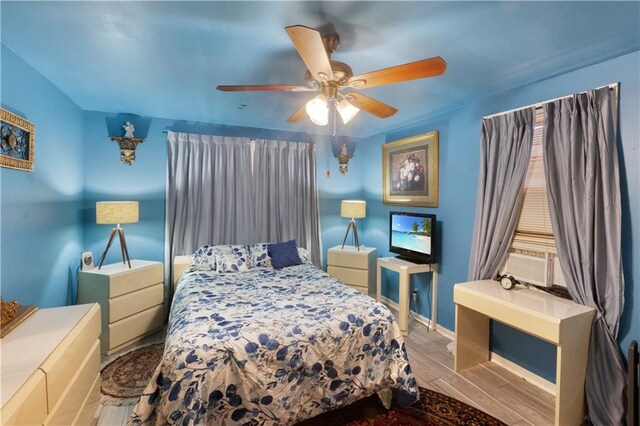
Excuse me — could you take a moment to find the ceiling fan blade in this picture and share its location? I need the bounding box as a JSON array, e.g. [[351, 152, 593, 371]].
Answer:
[[349, 57, 447, 89], [346, 92, 398, 118], [287, 104, 308, 123], [285, 25, 334, 81], [217, 85, 313, 92]]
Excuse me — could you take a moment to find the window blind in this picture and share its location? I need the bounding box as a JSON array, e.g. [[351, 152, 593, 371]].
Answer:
[[512, 108, 556, 251]]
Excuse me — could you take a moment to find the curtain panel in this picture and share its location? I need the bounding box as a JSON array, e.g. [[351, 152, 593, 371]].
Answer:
[[543, 87, 626, 425], [164, 132, 253, 300], [468, 108, 535, 281], [252, 139, 321, 266]]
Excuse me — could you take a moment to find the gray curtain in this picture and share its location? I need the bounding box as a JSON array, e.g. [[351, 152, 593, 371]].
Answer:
[[468, 108, 535, 280], [164, 132, 253, 299], [252, 139, 321, 266], [543, 87, 625, 425]]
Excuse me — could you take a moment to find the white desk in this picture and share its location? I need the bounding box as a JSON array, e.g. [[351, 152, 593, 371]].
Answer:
[[376, 257, 438, 335], [454, 280, 595, 426]]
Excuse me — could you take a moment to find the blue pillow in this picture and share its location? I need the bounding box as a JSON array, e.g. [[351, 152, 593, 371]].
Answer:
[[268, 240, 302, 269]]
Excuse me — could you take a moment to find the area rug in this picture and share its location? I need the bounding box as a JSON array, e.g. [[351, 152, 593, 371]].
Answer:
[[100, 343, 164, 406], [101, 344, 505, 425]]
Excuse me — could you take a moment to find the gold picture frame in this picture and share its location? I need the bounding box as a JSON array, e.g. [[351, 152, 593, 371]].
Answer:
[[382, 131, 439, 207], [1, 108, 35, 171]]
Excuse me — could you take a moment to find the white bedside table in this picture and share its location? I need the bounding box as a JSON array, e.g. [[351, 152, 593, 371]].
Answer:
[[78, 260, 164, 355], [327, 245, 377, 296]]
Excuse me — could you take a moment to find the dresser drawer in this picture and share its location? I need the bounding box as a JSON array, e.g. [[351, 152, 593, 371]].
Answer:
[[79, 260, 163, 299], [73, 373, 101, 426], [107, 304, 164, 350], [328, 265, 369, 286], [110, 282, 164, 323], [44, 340, 100, 425], [39, 304, 100, 411], [108, 262, 163, 297], [327, 249, 370, 270], [0, 370, 47, 425]]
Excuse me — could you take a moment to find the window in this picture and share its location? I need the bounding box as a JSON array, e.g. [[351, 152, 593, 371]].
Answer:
[[511, 108, 556, 252], [502, 108, 567, 289], [500, 86, 617, 293]]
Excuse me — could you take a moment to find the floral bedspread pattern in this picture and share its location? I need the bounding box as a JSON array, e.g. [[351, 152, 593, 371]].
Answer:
[[130, 264, 418, 425]]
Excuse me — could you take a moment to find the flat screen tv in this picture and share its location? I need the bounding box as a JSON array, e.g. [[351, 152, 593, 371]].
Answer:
[[389, 211, 436, 264]]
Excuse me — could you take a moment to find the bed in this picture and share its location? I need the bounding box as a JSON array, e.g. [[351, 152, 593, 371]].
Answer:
[[130, 248, 419, 425]]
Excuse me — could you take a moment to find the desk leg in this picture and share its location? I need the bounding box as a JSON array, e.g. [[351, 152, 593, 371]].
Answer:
[[376, 265, 382, 302], [431, 267, 438, 331], [454, 304, 490, 371], [399, 270, 409, 336], [555, 325, 590, 425]]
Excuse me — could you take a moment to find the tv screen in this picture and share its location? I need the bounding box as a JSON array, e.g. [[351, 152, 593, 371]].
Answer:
[[389, 211, 436, 264]]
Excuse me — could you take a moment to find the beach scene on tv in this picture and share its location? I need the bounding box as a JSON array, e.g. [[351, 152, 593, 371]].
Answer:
[[391, 214, 432, 254]]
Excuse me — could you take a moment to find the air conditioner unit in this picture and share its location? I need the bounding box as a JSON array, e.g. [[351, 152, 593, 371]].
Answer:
[[500, 250, 566, 288]]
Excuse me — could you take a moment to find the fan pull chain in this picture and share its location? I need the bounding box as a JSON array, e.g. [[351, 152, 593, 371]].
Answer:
[[332, 99, 337, 138]]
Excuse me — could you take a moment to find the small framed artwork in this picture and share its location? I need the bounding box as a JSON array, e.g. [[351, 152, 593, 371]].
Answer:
[[1, 108, 35, 171], [382, 131, 439, 207]]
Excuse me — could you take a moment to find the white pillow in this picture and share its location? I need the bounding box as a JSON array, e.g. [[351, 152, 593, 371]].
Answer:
[[214, 245, 252, 273], [192, 245, 216, 271], [297, 247, 312, 264], [249, 243, 272, 268]]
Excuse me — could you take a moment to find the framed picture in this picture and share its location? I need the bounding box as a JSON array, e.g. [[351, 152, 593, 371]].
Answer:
[[1, 108, 35, 171], [382, 131, 438, 207]]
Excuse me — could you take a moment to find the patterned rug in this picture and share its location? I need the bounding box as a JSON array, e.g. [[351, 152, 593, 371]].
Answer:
[[101, 343, 165, 406], [101, 343, 505, 425]]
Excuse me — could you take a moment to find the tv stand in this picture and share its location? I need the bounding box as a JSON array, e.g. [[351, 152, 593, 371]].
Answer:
[[395, 255, 431, 265], [376, 257, 438, 335]]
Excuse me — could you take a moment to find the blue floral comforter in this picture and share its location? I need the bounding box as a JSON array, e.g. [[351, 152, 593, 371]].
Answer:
[[130, 264, 419, 425]]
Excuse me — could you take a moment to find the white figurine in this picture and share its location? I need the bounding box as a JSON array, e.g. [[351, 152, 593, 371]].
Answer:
[[123, 122, 135, 138], [340, 143, 348, 156]]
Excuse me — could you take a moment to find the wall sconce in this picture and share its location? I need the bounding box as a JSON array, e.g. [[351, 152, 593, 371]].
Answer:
[[109, 122, 144, 165], [335, 143, 353, 175]]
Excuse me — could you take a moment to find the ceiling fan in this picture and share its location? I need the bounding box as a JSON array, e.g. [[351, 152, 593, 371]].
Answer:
[[217, 25, 447, 126]]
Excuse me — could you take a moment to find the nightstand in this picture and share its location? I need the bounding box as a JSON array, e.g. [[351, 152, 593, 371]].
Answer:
[[327, 245, 377, 296], [78, 260, 164, 355]]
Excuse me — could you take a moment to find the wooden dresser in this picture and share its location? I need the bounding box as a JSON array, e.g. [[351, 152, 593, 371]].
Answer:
[[327, 245, 377, 296], [78, 260, 164, 355], [0, 304, 101, 425]]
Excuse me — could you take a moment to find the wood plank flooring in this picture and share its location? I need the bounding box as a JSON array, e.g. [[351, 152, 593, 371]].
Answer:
[[96, 316, 554, 425], [402, 321, 554, 425]]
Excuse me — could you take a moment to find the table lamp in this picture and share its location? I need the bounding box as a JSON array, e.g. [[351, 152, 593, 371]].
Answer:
[[96, 201, 139, 269], [341, 200, 366, 250]]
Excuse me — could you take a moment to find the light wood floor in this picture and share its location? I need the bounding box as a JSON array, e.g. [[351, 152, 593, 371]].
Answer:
[[96, 317, 555, 426]]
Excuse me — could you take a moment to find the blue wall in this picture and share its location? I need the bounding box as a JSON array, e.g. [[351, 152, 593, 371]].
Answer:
[[82, 111, 364, 268], [357, 51, 640, 382], [1, 44, 84, 307], [2, 37, 638, 387]]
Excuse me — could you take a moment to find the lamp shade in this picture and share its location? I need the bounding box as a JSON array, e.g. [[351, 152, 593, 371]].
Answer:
[[341, 200, 366, 219], [337, 99, 360, 124], [305, 95, 328, 126], [96, 201, 139, 225]]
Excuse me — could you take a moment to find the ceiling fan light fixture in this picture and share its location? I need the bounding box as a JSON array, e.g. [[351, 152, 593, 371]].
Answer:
[[337, 99, 360, 124], [306, 95, 329, 126]]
